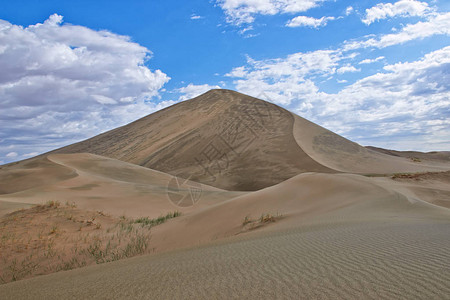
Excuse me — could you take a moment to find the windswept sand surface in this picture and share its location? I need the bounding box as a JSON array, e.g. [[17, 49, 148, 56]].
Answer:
[[0, 153, 243, 218], [1, 218, 449, 299], [148, 172, 450, 253], [55, 89, 334, 191], [1, 171, 449, 299], [292, 114, 450, 174]]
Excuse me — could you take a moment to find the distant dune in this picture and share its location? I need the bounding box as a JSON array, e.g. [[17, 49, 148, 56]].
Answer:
[[0, 153, 241, 218], [1, 89, 449, 299]]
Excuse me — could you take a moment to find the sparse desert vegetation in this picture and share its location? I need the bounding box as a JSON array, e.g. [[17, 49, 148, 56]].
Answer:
[[132, 211, 181, 228], [391, 171, 450, 180], [0, 201, 181, 284], [241, 212, 283, 231]]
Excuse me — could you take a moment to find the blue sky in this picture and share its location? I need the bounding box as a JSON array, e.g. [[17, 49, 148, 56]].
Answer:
[[0, 0, 449, 164]]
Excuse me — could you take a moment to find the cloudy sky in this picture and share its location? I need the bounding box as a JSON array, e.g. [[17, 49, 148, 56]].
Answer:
[[1, 0, 449, 164]]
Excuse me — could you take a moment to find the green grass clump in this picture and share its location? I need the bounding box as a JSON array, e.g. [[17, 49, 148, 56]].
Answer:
[[133, 211, 181, 228]]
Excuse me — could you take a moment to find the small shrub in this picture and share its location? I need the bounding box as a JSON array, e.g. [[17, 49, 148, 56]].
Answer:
[[242, 212, 283, 228], [46, 201, 60, 208], [65, 201, 77, 208], [49, 225, 58, 235], [242, 215, 251, 226], [260, 213, 276, 223]]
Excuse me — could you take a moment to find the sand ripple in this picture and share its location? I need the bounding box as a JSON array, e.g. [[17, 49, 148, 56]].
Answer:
[[1, 221, 449, 299]]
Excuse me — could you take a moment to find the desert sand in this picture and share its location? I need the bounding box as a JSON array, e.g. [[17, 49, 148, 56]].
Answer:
[[1, 89, 449, 299]]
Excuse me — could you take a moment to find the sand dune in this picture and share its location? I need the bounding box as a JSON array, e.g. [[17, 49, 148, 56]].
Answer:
[[0, 153, 242, 218], [148, 172, 450, 253], [50, 89, 450, 191], [292, 114, 450, 174], [0, 156, 77, 195], [2, 222, 449, 299], [1, 89, 449, 298], [1, 172, 449, 299], [54, 90, 334, 190], [367, 146, 450, 161]]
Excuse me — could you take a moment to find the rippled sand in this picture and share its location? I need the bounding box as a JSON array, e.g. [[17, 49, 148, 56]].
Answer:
[[2, 220, 449, 299]]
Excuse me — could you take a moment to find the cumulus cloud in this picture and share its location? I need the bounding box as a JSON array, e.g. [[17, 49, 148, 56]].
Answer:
[[6, 152, 18, 158], [362, 0, 432, 25], [0, 14, 170, 163], [359, 56, 385, 64], [216, 0, 325, 25], [344, 12, 450, 50], [337, 65, 360, 74], [226, 49, 343, 105], [226, 46, 450, 151], [177, 83, 221, 101], [286, 16, 334, 28], [313, 47, 450, 150], [345, 6, 354, 16]]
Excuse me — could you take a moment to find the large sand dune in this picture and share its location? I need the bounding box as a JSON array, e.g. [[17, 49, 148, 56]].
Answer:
[[1, 89, 449, 298], [53, 90, 336, 190], [51, 89, 450, 191]]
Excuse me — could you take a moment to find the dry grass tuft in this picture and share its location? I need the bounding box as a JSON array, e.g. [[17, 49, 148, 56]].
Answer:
[[241, 212, 283, 231], [0, 205, 181, 284]]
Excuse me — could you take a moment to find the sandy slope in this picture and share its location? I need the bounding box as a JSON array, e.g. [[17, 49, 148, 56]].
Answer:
[[50, 89, 450, 191], [1, 172, 449, 299], [54, 89, 334, 191], [291, 114, 450, 174], [0, 153, 242, 218], [148, 172, 450, 253], [367, 146, 450, 161]]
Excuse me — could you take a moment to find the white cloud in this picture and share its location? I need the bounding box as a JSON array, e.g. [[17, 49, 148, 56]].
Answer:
[[345, 6, 354, 16], [217, 0, 325, 25], [337, 65, 361, 74], [313, 47, 450, 150], [363, 0, 433, 25], [344, 12, 450, 50], [22, 152, 39, 158], [226, 49, 343, 105], [178, 83, 221, 101], [359, 56, 385, 64], [191, 14, 203, 20], [6, 152, 18, 158], [0, 14, 170, 163], [286, 16, 334, 28], [226, 46, 450, 151]]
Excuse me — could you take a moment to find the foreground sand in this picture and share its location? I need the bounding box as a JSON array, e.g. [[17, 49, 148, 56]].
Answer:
[[1, 171, 449, 299], [1, 218, 449, 299]]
